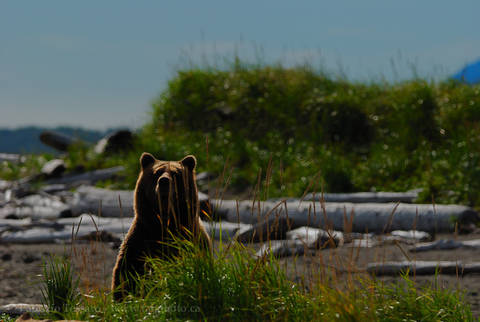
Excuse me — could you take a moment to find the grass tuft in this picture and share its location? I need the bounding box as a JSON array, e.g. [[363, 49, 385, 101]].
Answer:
[[40, 255, 80, 316]]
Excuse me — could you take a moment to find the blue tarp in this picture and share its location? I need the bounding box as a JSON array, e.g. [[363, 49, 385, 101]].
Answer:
[[452, 59, 480, 84]]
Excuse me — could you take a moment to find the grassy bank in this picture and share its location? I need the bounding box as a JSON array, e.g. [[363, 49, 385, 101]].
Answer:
[[3, 63, 480, 207], [104, 63, 480, 207], [23, 241, 474, 321]]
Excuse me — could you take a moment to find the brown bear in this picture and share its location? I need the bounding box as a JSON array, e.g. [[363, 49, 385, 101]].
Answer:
[[111, 152, 212, 301]]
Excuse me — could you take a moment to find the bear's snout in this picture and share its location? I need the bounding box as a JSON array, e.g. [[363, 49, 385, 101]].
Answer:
[[158, 172, 171, 187], [155, 172, 171, 198]]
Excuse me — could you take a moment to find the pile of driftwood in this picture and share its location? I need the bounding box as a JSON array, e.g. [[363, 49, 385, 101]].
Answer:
[[1, 180, 480, 275], [1, 129, 480, 277]]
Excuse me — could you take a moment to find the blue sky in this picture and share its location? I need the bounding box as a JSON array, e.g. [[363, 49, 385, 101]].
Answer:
[[1, 1, 479, 129]]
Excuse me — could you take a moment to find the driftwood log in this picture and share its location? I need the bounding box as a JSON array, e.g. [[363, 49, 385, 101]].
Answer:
[[236, 216, 302, 243], [256, 240, 313, 258], [0, 204, 71, 220], [94, 130, 133, 154], [0, 214, 131, 244], [389, 230, 431, 241], [70, 186, 208, 218], [0, 194, 72, 220], [5, 167, 124, 200], [0, 214, 251, 244], [39, 130, 77, 151], [45, 166, 125, 187], [202, 221, 252, 242], [209, 200, 478, 233], [41, 159, 66, 178], [255, 227, 344, 258], [410, 239, 480, 252], [71, 185, 134, 217], [70, 188, 475, 234], [346, 231, 431, 248], [0, 153, 24, 163], [303, 191, 420, 203], [287, 226, 344, 246], [367, 261, 480, 276]]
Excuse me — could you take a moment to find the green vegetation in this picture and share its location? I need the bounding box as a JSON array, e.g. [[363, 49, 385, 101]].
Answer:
[[0, 313, 15, 322], [35, 240, 472, 321], [66, 62, 478, 207], [0, 154, 53, 181], [2, 62, 478, 320], [3, 64, 480, 207], [141, 65, 480, 206], [40, 255, 80, 315]]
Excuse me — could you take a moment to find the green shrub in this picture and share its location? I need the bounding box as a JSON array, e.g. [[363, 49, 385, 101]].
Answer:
[[140, 65, 480, 204]]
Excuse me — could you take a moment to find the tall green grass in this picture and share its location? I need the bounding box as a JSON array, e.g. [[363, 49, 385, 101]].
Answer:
[[40, 255, 80, 315], [39, 239, 473, 321]]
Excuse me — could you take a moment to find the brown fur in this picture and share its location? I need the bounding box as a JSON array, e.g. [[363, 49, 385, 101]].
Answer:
[[111, 152, 212, 301]]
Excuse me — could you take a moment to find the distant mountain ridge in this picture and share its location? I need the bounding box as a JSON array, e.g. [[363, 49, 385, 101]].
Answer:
[[0, 126, 123, 154]]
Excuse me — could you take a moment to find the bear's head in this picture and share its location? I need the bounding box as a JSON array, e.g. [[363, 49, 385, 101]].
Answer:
[[135, 152, 198, 228]]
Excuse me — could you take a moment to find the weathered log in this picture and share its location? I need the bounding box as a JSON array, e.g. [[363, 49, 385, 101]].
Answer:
[[209, 199, 478, 233], [202, 220, 252, 241], [0, 214, 133, 243], [287, 226, 344, 248], [45, 166, 125, 187], [341, 230, 429, 249], [0, 227, 86, 243], [236, 216, 303, 243], [70, 186, 209, 218], [390, 230, 431, 242], [19, 194, 66, 208], [71, 185, 134, 217], [5, 166, 124, 200], [0, 153, 25, 163], [94, 129, 133, 154], [41, 159, 66, 178], [6, 186, 33, 200], [253, 227, 344, 258], [0, 215, 244, 244], [1, 194, 72, 219], [39, 130, 77, 151], [348, 238, 379, 248], [57, 214, 133, 234], [256, 239, 312, 258], [303, 190, 420, 203], [0, 204, 71, 220], [367, 261, 480, 276], [410, 239, 480, 252], [347, 231, 431, 248], [40, 183, 68, 194], [0, 218, 33, 235], [64, 214, 249, 243]]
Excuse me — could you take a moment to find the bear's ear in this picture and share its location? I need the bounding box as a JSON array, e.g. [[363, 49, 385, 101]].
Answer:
[[140, 152, 156, 169], [180, 155, 196, 171]]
